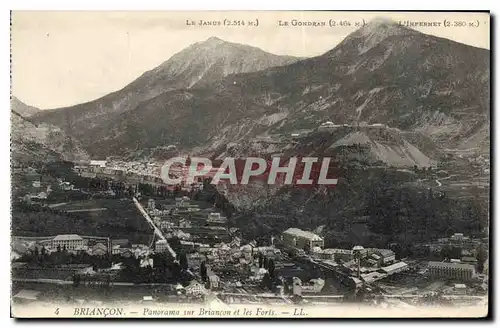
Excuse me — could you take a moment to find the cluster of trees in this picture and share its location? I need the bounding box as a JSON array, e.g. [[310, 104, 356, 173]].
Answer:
[[258, 253, 276, 277], [366, 184, 487, 241], [136, 183, 184, 198], [191, 179, 236, 219], [117, 253, 192, 284], [16, 246, 112, 269], [12, 199, 153, 243], [200, 261, 208, 282], [232, 168, 487, 252], [258, 253, 277, 291]]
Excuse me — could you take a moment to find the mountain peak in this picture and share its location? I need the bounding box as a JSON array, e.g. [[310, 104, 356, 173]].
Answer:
[[203, 36, 226, 45], [366, 17, 399, 28], [358, 17, 410, 37], [334, 16, 415, 55]]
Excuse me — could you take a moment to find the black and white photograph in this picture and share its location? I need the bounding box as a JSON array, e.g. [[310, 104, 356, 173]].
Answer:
[[9, 11, 490, 318]]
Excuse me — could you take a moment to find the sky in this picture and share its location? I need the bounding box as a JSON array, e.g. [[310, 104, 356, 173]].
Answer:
[[11, 11, 490, 109]]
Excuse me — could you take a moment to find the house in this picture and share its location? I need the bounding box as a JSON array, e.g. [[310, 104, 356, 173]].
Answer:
[[51, 234, 85, 251], [292, 277, 302, 296], [381, 261, 408, 276], [30, 191, 48, 200], [90, 160, 107, 168], [251, 267, 268, 281], [112, 239, 129, 248], [112, 245, 122, 255], [74, 245, 89, 254], [60, 181, 74, 191], [185, 281, 207, 296], [134, 247, 151, 259], [13, 289, 41, 303], [376, 249, 396, 264], [155, 240, 170, 253], [141, 296, 154, 303], [179, 219, 192, 228], [120, 248, 133, 258], [361, 271, 387, 283], [428, 261, 476, 281], [454, 283, 467, 295], [175, 283, 184, 295], [131, 244, 149, 250], [461, 256, 478, 265], [147, 198, 156, 210], [208, 273, 220, 290], [160, 221, 174, 230], [230, 237, 241, 248], [207, 212, 226, 224], [91, 243, 108, 256], [312, 248, 335, 260], [140, 258, 154, 268], [187, 253, 206, 268], [451, 233, 465, 241], [301, 278, 325, 293], [282, 228, 324, 250], [324, 248, 354, 262]]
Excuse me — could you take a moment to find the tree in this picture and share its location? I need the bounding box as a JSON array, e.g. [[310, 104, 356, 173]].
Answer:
[[268, 259, 275, 278], [40, 246, 47, 264], [303, 243, 311, 254], [261, 272, 272, 290], [283, 280, 290, 295], [258, 254, 263, 268], [200, 261, 208, 282], [266, 258, 273, 272], [72, 273, 80, 287], [440, 245, 452, 260], [179, 253, 188, 270], [477, 243, 488, 273]]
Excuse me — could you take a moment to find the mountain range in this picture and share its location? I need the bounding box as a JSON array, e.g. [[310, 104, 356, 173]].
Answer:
[[29, 18, 490, 162], [31, 37, 300, 147], [11, 99, 89, 164], [11, 97, 40, 118]]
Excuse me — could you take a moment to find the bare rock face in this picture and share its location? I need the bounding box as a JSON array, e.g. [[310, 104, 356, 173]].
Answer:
[[11, 110, 89, 164], [11, 97, 40, 118]]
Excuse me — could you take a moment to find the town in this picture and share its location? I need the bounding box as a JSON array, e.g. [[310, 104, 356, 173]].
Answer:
[[10, 12, 491, 319], [11, 157, 489, 308]]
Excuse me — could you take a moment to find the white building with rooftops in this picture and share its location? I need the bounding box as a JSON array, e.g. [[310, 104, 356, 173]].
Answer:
[[428, 261, 477, 281], [51, 234, 85, 251], [282, 228, 324, 250]]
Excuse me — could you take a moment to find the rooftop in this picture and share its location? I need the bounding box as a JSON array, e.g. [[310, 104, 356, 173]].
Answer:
[[428, 261, 476, 270], [13, 289, 41, 301], [53, 234, 83, 241], [283, 228, 323, 241], [378, 249, 395, 257], [381, 261, 408, 273], [461, 256, 478, 262], [327, 248, 353, 254]]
